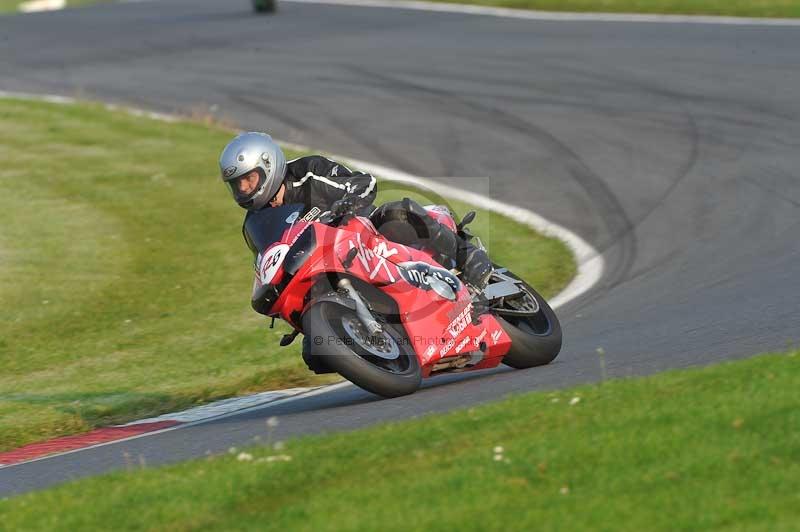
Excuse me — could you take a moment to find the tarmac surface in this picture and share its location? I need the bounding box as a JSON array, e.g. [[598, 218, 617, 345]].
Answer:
[[1, 0, 799, 495]]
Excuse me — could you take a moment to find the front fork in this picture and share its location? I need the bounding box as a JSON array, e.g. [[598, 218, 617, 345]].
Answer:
[[337, 278, 383, 335]]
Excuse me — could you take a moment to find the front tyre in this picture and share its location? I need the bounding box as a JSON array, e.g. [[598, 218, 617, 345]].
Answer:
[[494, 269, 562, 369], [302, 302, 421, 398]]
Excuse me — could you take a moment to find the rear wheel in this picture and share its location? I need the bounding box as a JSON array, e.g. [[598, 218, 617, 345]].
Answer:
[[302, 301, 421, 397], [493, 268, 562, 369]]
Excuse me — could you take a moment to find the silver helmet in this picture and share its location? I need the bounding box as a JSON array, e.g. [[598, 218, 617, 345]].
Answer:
[[219, 132, 287, 210]]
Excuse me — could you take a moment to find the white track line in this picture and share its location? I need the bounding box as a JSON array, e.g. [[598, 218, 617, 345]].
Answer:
[[0, 90, 602, 449], [0, 383, 353, 470], [18, 0, 65, 13], [282, 0, 800, 26], [122, 387, 319, 425]]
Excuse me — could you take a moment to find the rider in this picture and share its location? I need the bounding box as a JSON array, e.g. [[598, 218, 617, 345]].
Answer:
[[219, 132, 493, 307]]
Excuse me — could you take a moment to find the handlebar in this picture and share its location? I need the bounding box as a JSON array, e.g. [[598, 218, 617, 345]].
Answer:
[[317, 206, 358, 227]]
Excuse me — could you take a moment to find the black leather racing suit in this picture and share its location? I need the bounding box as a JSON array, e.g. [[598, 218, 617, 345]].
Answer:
[[280, 155, 377, 216]]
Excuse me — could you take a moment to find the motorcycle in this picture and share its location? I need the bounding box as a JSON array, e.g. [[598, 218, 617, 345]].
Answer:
[[245, 200, 562, 398], [252, 0, 276, 13]]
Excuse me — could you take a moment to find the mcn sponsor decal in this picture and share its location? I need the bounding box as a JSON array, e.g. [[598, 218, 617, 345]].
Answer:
[[447, 302, 473, 338]]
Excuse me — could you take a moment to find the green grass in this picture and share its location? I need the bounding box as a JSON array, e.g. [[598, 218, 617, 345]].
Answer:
[[414, 0, 800, 18], [2, 351, 798, 530], [0, 0, 25, 11], [0, 98, 574, 452]]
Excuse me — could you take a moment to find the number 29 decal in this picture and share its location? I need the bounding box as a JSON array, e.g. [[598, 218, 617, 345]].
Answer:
[[259, 244, 290, 285]]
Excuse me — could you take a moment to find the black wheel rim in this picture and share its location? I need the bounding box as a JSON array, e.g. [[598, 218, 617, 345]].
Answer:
[[503, 287, 552, 335]]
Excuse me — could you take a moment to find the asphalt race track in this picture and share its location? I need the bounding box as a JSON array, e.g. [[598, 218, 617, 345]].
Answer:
[[2, 0, 799, 496]]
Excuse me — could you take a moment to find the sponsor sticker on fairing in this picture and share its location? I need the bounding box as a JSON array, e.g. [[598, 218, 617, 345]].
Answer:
[[398, 262, 460, 292], [439, 337, 456, 357], [473, 329, 487, 349], [491, 329, 503, 345], [455, 336, 471, 353], [347, 234, 398, 282], [446, 302, 473, 339], [423, 343, 437, 363], [302, 207, 321, 222]]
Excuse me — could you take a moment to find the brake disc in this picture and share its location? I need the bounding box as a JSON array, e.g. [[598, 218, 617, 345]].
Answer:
[[341, 316, 400, 360]]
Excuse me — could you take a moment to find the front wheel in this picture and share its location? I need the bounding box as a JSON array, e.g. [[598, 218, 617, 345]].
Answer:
[[493, 268, 562, 369], [302, 301, 421, 398]]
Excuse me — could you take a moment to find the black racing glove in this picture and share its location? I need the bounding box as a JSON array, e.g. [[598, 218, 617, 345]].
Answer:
[[330, 197, 357, 217]]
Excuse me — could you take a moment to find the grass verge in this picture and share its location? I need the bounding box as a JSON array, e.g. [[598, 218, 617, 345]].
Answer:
[[1, 351, 798, 529], [416, 0, 800, 18], [0, 98, 574, 452]]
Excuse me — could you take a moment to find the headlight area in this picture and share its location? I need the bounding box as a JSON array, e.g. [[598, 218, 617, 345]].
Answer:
[[252, 229, 317, 316], [283, 228, 317, 276], [251, 283, 280, 315]]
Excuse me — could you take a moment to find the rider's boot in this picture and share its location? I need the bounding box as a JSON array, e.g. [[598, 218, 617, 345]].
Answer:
[[423, 217, 492, 289], [372, 199, 493, 289], [456, 238, 493, 290]]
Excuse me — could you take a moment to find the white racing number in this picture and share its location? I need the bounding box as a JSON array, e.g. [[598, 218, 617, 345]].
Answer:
[[259, 244, 290, 285]]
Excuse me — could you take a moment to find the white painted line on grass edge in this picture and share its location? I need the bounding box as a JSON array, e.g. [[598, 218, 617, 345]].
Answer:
[[18, 0, 65, 13], [122, 387, 320, 425], [282, 0, 800, 27], [0, 382, 354, 470]]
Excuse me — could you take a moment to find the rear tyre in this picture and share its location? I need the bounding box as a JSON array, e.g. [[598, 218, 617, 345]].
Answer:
[[493, 269, 562, 369], [302, 301, 421, 398]]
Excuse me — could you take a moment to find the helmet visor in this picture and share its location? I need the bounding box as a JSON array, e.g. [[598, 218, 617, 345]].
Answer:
[[226, 168, 267, 207]]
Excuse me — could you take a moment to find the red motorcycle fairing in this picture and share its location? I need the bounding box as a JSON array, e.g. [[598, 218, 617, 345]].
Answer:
[[255, 213, 512, 377]]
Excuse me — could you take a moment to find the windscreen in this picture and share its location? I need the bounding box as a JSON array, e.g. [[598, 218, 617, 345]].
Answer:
[[242, 203, 305, 256]]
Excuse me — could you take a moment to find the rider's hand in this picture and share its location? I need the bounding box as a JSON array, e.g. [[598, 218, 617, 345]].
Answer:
[[330, 197, 356, 217]]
